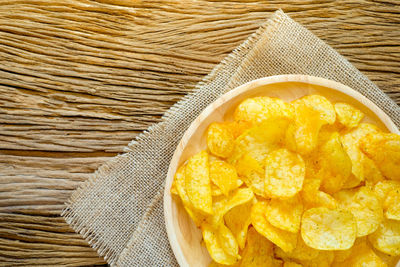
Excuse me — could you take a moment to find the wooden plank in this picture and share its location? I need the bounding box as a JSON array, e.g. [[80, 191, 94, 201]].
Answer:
[[0, 0, 399, 265]]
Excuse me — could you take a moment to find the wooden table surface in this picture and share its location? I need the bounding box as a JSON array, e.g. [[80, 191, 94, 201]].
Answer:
[[0, 0, 399, 266]]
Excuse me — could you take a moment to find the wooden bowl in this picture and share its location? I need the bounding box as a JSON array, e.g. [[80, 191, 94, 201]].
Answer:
[[163, 74, 399, 267]]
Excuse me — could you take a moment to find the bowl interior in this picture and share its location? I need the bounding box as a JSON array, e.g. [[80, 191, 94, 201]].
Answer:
[[164, 76, 399, 267]]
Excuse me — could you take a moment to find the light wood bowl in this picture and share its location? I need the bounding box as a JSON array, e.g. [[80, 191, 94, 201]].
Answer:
[[163, 74, 400, 267]]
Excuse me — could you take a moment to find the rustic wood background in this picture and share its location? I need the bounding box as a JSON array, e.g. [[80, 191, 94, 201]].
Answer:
[[0, 0, 399, 266]]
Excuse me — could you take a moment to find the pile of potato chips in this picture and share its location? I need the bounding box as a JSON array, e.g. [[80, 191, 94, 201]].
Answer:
[[170, 94, 400, 266]]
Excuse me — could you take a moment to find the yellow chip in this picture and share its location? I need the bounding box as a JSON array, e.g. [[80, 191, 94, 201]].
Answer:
[[317, 131, 352, 194], [218, 223, 239, 258], [286, 102, 324, 155], [340, 123, 380, 187], [360, 132, 400, 181], [264, 149, 305, 199], [301, 207, 356, 250], [300, 179, 337, 210], [225, 121, 252, 139], [369, 219, 400, 256], [207, 122, 235, 158], [294, 95, 336, 125], [201, 223, 240, 265], [384, 188, 400, 221], [235, 153, 265, 197], [174, 165, 204, 226], [266, 194, 303, 233], [211, 188, 254, 225], [233, 96, 293, 125], [211, 179, 243, 197], [299, 250, 334, 267], [210, 161, 237, 196], [185, 150, 212, 214], [373, 248, 400, 267], [251, 201, 297, 252], [283, 262, 302, 267], [239, 227, 279, 267], [275, 234, 320, 261], [334, 102, 364, 129], [334, 186, 383, 237], [363, 156, 385, 187], [224, 200, 253, 250], [374, 180, 400, 203], [332, 239, 386, 267]]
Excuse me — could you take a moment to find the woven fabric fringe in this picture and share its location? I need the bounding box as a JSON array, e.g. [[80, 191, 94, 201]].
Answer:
[[62, 10, 400, 267]]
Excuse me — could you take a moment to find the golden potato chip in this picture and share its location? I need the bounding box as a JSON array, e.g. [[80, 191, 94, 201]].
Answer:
[[264, 149, 305, 199], [374, 180, 400, 203], [384, 188, 400, 221], [360, 132, 400, 181], [233, 96, 293, 125], [251, 201, 297, 252], [363, 156, 385, 187], [316, 131, 352, 194], [207, 122, 235, 158], [334, 186, 383, 237], [299, 250, 334, 267], [174, 165, 204, 226], [340, 123, 380, 187], [235, 153, 265, 197], [368, 219, 400, 256], [210, 161, 237, 196], [211, 188, 254, 225], [225, 121, 252, 139], [275, 234, 320, 261], [239, 227, 280, 267], [266, 194, 303, 233], [334, 102, 364, 129], [332, 239, 386, 267], [283, 262, 302, 267], [300, 179, 337, 210], [286, 102, 324, 155], [294, 95, 336, 125], [301, 207, 356, 250], [224, 200, 253, 250], [230, 118, 290, 166], [202, 223, 240, 265], [218, 223, 239, 258], [185, 150, 212, 214], [373, 248, 400, 266]]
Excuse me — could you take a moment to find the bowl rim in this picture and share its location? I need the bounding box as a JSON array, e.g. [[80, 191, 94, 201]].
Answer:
[[163, 74, 400, 267]]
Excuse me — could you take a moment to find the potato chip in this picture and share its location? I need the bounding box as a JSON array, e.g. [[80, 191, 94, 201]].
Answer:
[[210, 161, 237, 196], [207, 122, 235, 158], [225, 121, 252, 139], [340, 123, 380, 187], [332, 239, 386, 267], [275, 234, 320, 261], [266, 194, 303, 233], [363, 156, 385, 187], [283, 262, 302, 267], [316, 131, 352, 194], [334, 102, 364, 129], [360, 132, 400, 181], [374, 180, 400, 203], [301, 207, 356, 250], [202, 223, 240, 265], [299, 179, 337, 210], [334, 186, 383, 237], [211, 188, 254, 225], [235, 153, 265, 197], [185, 150, 212, 214], [224, 200, 253, 250], [239, 227, 280, 267], [212, 179, 244, 197], [294, 95, 336, 125], [368, 219, 400, 256], [230, 118, 290, 166], [251, 201, 297, 252], [384, 188, 400, 221], [234, 96, 293, 125], [265, 149, 305, 199], [286, 102, 324, 154], [299, 250, 334, 267], [373, 248, 400, 267], [174, 165, 204, 226], [218, 223, 239, 258]]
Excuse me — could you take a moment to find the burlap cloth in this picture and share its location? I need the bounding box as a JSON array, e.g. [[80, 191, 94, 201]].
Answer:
[[62, 10, 400, 266]]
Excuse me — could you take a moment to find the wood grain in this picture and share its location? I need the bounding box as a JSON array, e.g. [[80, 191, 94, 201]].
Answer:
[[0, 0, 399, 266]]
